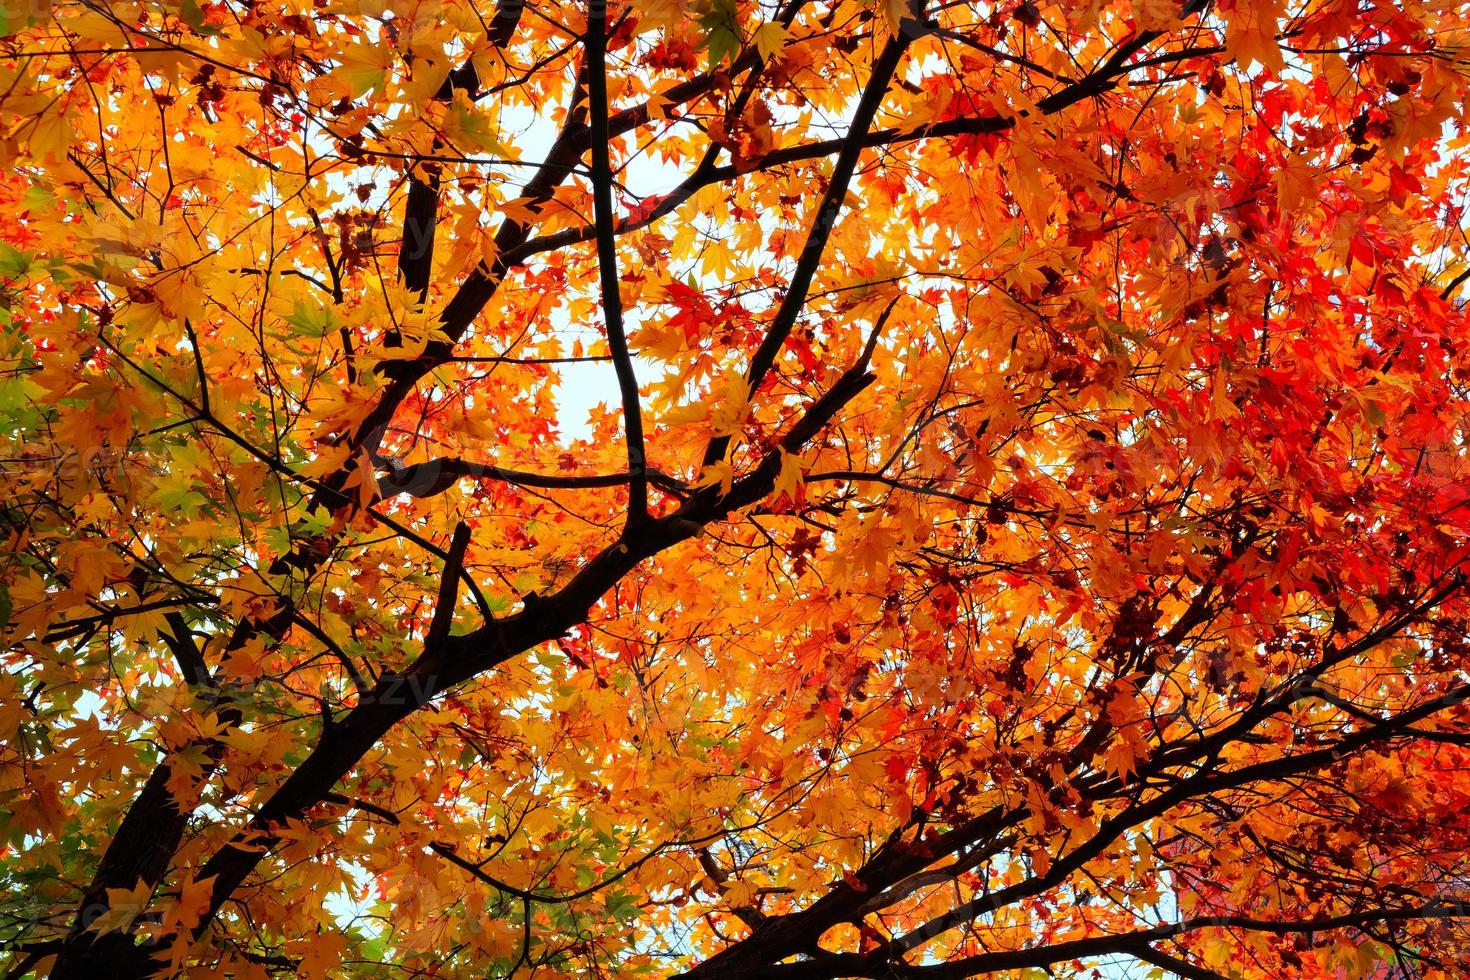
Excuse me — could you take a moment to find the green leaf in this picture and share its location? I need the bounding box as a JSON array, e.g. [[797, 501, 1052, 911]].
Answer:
[[179, 0, 222, 35], [0, 243, 32, 279], [698, 0, 741, 66], [1355, 392, 1386, 427], [445, 93, 510, 156], [284, 300, 336, 338], [605, 892, 641, 922], [0, 1, 44, 37]]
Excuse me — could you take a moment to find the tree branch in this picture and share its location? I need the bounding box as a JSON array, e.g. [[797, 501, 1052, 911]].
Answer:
[[586, 0, 649, 526], [377, 457, 687, 498], [425, 521, 472, 655], [699, 27, 914, 471], [1130, 943, 1231, 980]]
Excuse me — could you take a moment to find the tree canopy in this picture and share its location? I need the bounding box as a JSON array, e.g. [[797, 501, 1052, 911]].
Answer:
[[4, 0, 1470, 976]]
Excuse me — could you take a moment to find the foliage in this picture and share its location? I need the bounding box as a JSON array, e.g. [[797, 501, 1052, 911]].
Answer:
[[3, 0, 1470, 977]]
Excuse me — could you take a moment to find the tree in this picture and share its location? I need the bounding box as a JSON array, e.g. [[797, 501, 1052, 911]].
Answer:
[[3, 0, 1470, 976]]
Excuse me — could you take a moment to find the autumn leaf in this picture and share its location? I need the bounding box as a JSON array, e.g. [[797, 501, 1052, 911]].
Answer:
[[6, 2, 1470, 979], [89, 882, 154, 936]]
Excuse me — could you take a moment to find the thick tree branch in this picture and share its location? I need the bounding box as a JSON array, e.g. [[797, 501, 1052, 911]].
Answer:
[[1130, 944, 1231, 980], [424, 521, 472, 655], [586, 0, 649, 525], [486, 0, 524, 48], [180, 346, 881, 942], [691, 903, 1467, 979], [378, 456, 687, 498]]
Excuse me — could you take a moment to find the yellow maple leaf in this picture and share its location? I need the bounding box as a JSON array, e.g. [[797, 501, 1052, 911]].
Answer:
[[334, 38, 396, 98], [692, 459, 735, 497], [774, 448, 804, 498], [90, 881, 154, 935]]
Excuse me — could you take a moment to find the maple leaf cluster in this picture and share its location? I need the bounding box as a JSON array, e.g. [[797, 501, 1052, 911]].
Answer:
[[3, 0, 1470, 978]]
